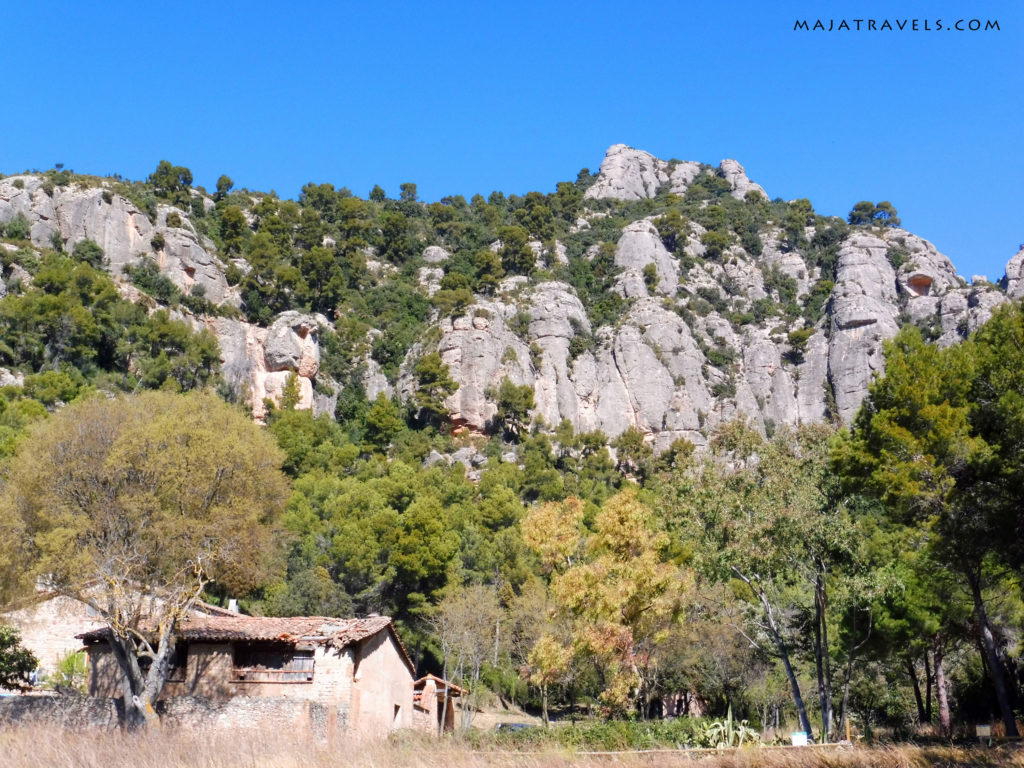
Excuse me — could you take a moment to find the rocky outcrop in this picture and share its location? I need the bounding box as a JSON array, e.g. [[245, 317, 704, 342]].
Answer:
[[203, 311, 330, 421], [0, 176, 234, 305], [584, 145, 765, 203], [827, 232, 902, 423], [613, 220, 679, 297], [720, 159, 767, 200], [1003, 246, 1024, 299], [584, 144, 669, 201]]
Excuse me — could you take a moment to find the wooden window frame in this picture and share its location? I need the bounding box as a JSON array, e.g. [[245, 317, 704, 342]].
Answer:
[[231, 642, 315, 684]]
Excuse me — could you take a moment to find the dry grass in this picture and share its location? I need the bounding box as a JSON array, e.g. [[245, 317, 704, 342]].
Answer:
[[0, 726, 1022, 768]]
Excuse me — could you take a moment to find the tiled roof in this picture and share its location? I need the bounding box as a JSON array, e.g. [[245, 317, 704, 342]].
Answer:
[[79, 615, 390, 644], [78, 614, 415, 673]]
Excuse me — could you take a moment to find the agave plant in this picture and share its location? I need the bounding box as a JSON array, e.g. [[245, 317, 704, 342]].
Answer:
[[698, 705, 761, 749]]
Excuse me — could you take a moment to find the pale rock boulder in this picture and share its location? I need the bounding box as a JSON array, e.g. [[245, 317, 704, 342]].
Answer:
[[887, 229, 962, 298], [1003, 246, 1024, 299], [613, 220, 679, 297], [203, 311, 327, 421], [936, 286, 1006, 346], [719, 159, 767, 200], [363, 346, 393, 402], [584, 144, 669, 201], [422, 245, 450, 264], [761, 230, 812, 298], [530, 282, 593, 430], [828, 232, 901, 423], [0, 368, 24, 388], [264, 311, 323, 377], [667, 161, 703, 195]]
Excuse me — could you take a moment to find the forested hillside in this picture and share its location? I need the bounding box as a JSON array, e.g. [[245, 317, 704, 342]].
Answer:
[[1, 147, 1023, 738]]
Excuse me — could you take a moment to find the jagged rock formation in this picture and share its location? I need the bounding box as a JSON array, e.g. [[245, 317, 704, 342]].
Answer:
[[0, 176, 235, 305], [584, 143, 765, 202], [0, 152, 1017, 448]]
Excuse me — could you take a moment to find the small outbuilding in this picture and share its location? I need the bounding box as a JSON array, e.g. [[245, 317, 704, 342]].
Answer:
[[413, 673, 465, 734]]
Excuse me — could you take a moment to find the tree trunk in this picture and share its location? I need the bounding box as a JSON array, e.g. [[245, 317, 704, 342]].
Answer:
[[736, 568, 814, 740], [541, 684, 550, 728], [760, 590, 813, 739], [814, 570, 834, 741], [933, 639, 951, 737], [924, 652, 933, 723], [966, 568, 1019, 737], [908, 656, 927, 724]]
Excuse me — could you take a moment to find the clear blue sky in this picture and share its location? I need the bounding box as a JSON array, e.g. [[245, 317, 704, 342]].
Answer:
[[3, 1, 1019, 280]]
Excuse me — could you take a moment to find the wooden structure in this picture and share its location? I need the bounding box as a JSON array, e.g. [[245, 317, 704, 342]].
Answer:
[[413, 673, 465, 734]]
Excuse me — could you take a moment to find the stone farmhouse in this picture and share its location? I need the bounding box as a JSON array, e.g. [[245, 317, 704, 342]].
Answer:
[[79, 614, 420, 736]]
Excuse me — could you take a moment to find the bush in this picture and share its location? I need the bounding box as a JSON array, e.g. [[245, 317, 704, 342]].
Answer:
[[5, 213, 31, 241], [73, 239, 105, 269]]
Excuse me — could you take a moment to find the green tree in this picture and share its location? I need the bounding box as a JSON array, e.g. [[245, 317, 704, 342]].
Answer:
[[847, 201, 877, 226], [214, 175, 234, 201], [494, 377, 534, 441], [498, 225, 534, 276], [0, 625, 37, 691], [665, 422, 848, 738], [413, 352, 457, 426], [0, 391, 289, 727], [72, 239, 105, 269], [218, 205, 248, 255], [369, 184, 386, 202], [400, 182, 418, 202], [364, 392, 406, 452], [147, 160, 192, 206], [872, 201, 900, 228], [834, 327, 1020, 736]]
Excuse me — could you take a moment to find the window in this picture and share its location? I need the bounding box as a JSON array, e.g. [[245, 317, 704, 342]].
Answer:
[[138, 644, 188, 682], [166, 644, 188, 682], [231, 642, 314, 683]]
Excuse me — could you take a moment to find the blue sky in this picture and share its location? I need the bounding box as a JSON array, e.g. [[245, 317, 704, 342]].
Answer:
[[3, 1, 1019, 280]]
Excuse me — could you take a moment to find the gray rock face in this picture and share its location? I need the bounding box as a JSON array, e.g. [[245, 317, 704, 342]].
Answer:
[[584, 144, 669, 201], [827, 233, 901, 423], [585, 145, 764, 205], [200, 311, 329, 421], [1004, 246, 1024, 299], [422, 245, 450, 264], [614, 220, 679, 297], [0, 176, 233, 306], [719, 159, 767, 200]]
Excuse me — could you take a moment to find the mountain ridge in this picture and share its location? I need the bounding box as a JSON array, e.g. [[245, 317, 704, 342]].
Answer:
[[0, 146, 1020, 449]]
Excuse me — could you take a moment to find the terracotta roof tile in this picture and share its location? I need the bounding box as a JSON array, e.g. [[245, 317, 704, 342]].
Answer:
[[77, 614, 415, 673]]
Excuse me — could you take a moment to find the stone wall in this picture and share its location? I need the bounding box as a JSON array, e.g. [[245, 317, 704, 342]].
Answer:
[[157, 696, 330, 739], [2, 596, 105, 679], [0, 693, 120, 729]]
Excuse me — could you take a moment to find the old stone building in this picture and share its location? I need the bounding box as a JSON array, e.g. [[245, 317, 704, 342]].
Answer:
[[80, 614, 416, 736]]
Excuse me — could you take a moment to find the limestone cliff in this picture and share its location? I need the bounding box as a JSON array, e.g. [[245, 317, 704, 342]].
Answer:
[[0, 152, 1016, 449]]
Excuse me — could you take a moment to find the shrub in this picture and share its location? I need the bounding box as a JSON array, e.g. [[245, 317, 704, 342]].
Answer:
[[5, 213, 31, 240]]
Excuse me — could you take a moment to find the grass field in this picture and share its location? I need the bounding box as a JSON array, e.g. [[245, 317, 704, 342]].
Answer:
[[1, 727, 1022, 768]]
